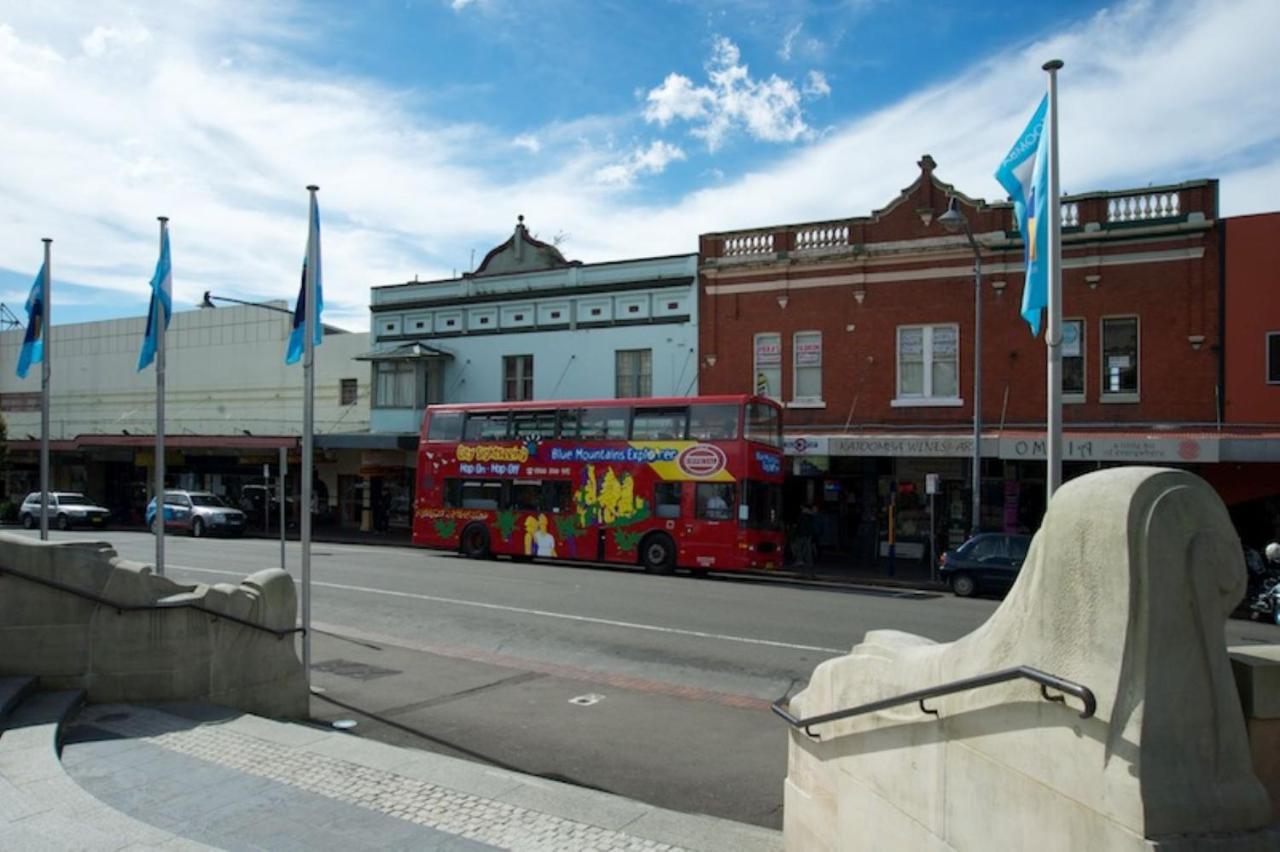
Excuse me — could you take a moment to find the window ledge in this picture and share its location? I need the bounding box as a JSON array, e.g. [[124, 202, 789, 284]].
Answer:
[[786, 400, 827, 409], [1100, 393, 1140, 404], [1063, 393, 1085, 405], [890, 397, 964, 408]]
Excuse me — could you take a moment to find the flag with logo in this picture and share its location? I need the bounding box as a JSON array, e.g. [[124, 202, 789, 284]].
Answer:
[[995, 95, 1049, 335], [15, 262, 47, 379], [285, 194, 323, 365], [137, 226, 173, 371]]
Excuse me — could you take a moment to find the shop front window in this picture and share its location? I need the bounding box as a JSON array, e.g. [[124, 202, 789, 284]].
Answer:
[[1101, 317, 1139, 398]]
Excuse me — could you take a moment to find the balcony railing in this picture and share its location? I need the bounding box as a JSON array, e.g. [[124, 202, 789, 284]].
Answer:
[[722, 232, 775, 258], [1107, 191, 1181, 223], [794, 224, 849, 251]]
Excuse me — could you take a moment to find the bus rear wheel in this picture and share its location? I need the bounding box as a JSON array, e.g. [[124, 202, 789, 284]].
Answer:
[[461, 524, 491, 560], [640, 533, 675, 575]]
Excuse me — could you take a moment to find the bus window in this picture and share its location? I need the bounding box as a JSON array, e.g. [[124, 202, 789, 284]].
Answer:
[[696, 483, 735, 521], [461, 481, 502, 509], [464, 412, 510, 441], [443, 479, 462, 508], [510, 480, 542, 511], [744, 402, 782, 448], [688, 404, 739, 440], [512, 410, 556, 438], [427, 411, 464, 442], [543, 480, 574, 513], [742, 480, 783, 530], [654, 482, 682, 519], [579, 407, 629, 439], [557, 409, 580, 438], [631, 407, 688, 440]]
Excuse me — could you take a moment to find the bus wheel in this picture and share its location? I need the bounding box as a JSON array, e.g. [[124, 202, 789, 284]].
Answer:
[[461, 524, 491, 560], [640, 533, 675, 575]]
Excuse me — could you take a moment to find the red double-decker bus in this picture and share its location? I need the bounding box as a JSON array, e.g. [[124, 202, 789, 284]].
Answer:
[[413, 394, 784, 574]]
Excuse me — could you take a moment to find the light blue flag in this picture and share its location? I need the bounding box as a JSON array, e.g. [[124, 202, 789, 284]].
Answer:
[[15, 262, 46, 379], [286, 194, 323, 365], [137, 226, 173, 371], [995, 95, 1049, 335]]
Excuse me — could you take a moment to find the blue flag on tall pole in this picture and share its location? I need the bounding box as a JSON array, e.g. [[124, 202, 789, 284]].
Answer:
[[285, 195, 323, 365], [137, 225, 173, 371], [15, 262, 46, 379], [995, 94, 1050, 335]]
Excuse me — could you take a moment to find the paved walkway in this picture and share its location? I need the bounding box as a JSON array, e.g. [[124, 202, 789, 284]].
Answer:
[[62, 703, 782, 852]]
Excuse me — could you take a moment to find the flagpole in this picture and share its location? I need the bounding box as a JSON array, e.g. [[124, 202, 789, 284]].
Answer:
[[155, 217, 168, 577], [39, 239, 51, 541], [1043, 59, 1064, 502], [302, 185, 318, 688]]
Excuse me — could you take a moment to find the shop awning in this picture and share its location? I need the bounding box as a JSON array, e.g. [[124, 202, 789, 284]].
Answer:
[[355, 342, 453, 361]]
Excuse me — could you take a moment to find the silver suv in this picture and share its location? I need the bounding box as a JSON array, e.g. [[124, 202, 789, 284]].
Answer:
[[147, 490, 247, 538], [20, 492, 111, 530]]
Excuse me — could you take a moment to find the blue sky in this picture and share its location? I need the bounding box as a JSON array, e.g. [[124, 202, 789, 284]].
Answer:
[[1, 0, 1276, 332]]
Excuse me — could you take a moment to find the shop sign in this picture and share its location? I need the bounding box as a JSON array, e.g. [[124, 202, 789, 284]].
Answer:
[[828, 436, 974, 458], [784, 435, 829, 456], [998, 435, 1220, 463]]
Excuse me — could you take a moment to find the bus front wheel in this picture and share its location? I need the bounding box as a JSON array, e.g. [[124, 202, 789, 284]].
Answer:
[[640, 533, 675, 575], [461, 524, 491, 560]]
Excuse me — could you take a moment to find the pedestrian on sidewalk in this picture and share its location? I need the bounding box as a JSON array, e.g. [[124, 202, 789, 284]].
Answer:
[[793, 503, 819, 574]]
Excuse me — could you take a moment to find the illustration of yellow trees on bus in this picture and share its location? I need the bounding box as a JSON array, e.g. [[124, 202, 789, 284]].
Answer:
[[574, 465, 647, 529]]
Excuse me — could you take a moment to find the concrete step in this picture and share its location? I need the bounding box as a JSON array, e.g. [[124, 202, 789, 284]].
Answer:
[[64, 701, 783, 852], [1, 689, 207, 849], [0, 676, 37, 726]]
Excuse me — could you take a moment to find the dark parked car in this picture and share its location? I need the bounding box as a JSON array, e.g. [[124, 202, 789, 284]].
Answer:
[[939, 532, 1032, 597], [20, 492, 111, 530]]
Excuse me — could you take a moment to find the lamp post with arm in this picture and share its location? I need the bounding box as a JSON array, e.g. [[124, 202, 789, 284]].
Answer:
[[938, 197, 983, 537]]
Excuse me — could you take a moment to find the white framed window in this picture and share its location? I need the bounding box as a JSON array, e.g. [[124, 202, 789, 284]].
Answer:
[[1062, 318, 1085, 401], [1267, 332, 1280, 384], [503, 354, 534, 401], [893, 324, 961, 406], [373, 361, 418, 408], [616, 349, 653, 397], [1101, 316, 1139, 401], [753, 332, 782, 400], [792, 331, 823, 403]]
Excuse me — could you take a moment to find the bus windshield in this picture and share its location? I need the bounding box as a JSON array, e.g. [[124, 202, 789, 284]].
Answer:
[[744, 402, 782, 448]]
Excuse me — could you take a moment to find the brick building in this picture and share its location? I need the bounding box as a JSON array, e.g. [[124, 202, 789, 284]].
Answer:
[[697, 156, 1270, 566]]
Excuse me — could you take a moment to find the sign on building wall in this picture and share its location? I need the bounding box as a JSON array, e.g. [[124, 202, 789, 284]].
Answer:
[[997, 435, 1220, 463], [828, 436, 975, 458]]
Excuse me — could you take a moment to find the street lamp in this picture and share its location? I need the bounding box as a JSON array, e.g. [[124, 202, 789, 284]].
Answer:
[[938, 197, 983, 536]]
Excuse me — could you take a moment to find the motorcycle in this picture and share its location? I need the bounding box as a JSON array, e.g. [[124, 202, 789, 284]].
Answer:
[[1244, 543, 1280, 625], [1249, 576, 1280, 625]]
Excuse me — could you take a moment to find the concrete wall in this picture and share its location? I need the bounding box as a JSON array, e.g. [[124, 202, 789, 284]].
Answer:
[[0, 303, 370, 439], [0, 533, 306, 718], [782, 468, 1277, 851]]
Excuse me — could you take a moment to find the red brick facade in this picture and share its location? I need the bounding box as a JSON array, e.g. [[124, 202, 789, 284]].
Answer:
[[1224, 212, 1280, 425], [698, 157, 1222, 433]]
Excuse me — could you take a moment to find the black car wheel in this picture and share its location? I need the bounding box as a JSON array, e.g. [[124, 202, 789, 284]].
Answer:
[[951, 572, 977, 598], [56, 514, 70, 531], [461, 524, 490, 559], [641, 533, 676, 575], [192, 517, 205, 538], [21, 513, 34, 530]]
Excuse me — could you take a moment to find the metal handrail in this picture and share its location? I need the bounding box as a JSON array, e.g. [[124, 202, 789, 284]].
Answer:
[[772, 666, 1096, 739], [0, 565, 304, 640]]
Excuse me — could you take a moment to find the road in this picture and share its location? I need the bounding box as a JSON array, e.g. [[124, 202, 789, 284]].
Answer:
[[15, 529, 1280, 829]]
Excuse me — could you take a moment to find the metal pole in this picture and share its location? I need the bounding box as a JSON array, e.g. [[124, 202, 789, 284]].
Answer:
[[972, 248, 983, 536], [302, 185, 319, 687], [929, 491, 936, 583], [262, 462, 270, 532], [39, 239, 51, 541], [278, 446, 287, 573], [1044, 60, 1064, 501], [155, 218, 168, 577]]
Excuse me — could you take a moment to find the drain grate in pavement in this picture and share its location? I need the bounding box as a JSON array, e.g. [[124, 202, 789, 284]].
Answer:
[[312, 658, 402, 681]]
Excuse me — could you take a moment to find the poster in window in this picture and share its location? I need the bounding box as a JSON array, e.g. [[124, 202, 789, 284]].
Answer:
[[1062, 321, 1081, 357], [755, 338, 781, 366], [795, 337, 822, 366]]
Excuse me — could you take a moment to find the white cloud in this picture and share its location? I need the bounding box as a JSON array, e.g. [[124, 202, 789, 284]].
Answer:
[[450, 0, 477, 10], [803, 70, 830, 98], [778, 24, 802, 62], [512, 133, 540, 154], [81, 24, 151, 58], [644, 36, 824, 151], [594, 141, 686, 187], [0, 0, 1277, 333]]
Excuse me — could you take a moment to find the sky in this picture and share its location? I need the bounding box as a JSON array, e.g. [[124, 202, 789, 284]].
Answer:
[[1, 0, 1277, 332]]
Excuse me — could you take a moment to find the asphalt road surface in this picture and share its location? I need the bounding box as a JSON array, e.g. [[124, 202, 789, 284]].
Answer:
[[16, 529, 1280, 829]]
